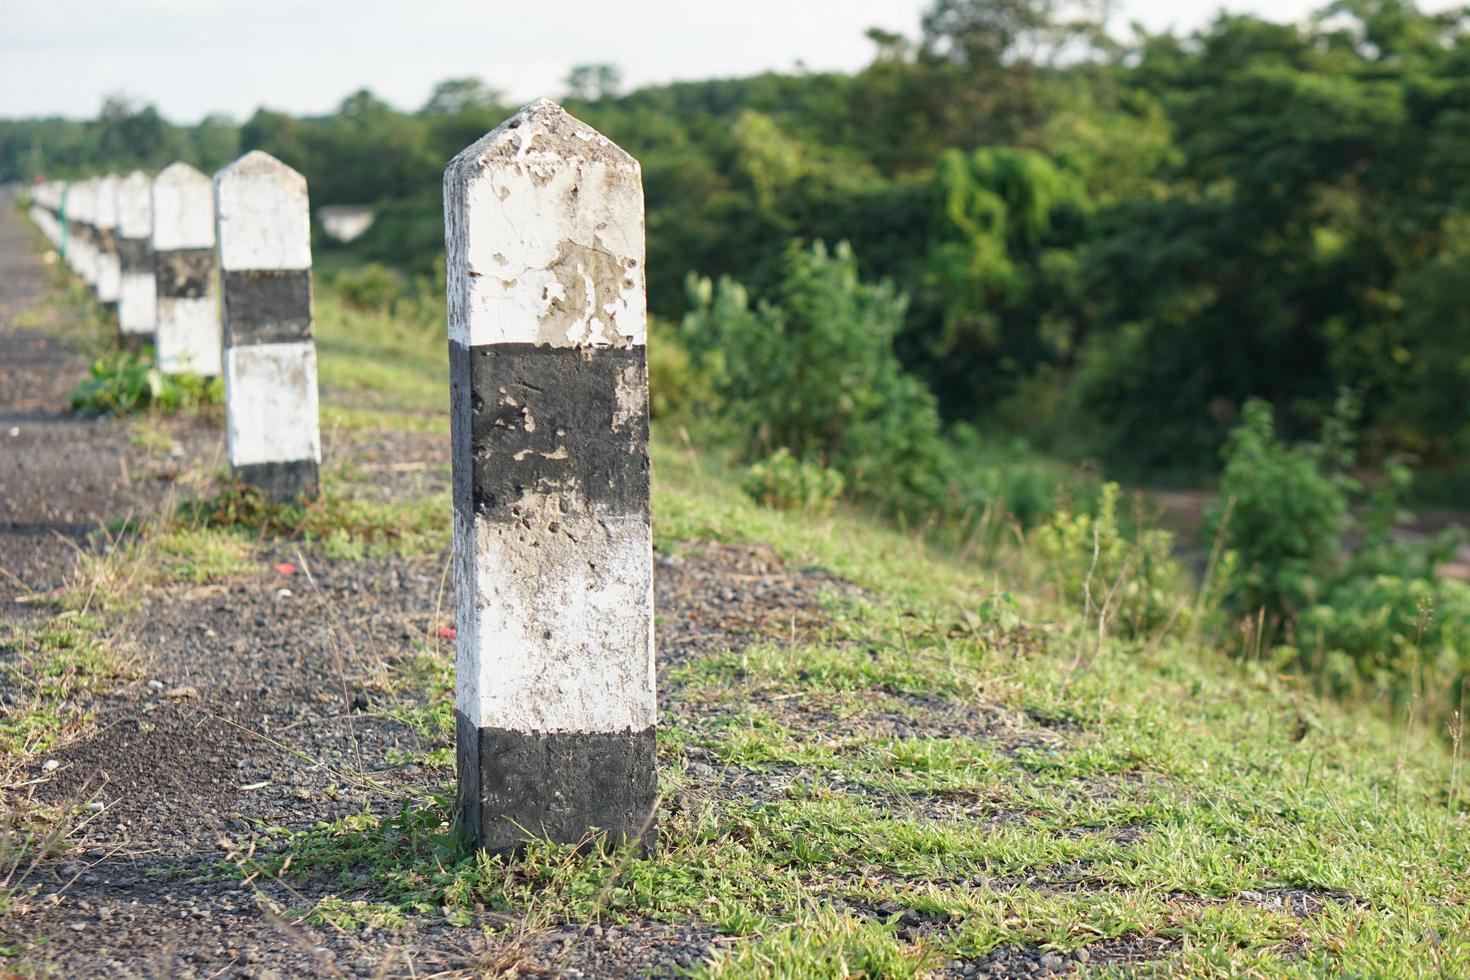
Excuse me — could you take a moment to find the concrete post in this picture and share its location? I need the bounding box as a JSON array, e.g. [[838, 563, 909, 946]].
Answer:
[[95, 174, 122, 311], [27, 183, 61, 247], [69, 179, 96, 287], [153, 163, 221, 376], [56, 182, 70, 257], [445, 100, 656, 853], [116, 171, 157, 346], [213, 151, 320, 502]]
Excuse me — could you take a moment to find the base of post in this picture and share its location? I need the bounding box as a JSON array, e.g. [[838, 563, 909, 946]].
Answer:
[[456, 709, 657, 854], [118, 331, 151, 355], [233, 459, 320, 503]]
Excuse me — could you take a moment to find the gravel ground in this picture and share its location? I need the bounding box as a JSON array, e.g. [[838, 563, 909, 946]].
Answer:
[[0, 190, 222, 612], [0, 193, 1248, 977]]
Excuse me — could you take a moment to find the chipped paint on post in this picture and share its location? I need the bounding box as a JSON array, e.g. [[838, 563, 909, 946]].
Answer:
[[214, 151, 320, 502], [445, 100, 655, 853], [116, 171, 157, 341], [153, 163, 221, 376]]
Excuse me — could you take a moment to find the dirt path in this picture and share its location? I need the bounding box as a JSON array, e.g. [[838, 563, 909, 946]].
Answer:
[[0, 191, 221, 610], [0, 188, 132, 604], [0, 196, 863, 977]]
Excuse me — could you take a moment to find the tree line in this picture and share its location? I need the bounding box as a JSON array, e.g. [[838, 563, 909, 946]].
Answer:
[[6, 0, 1470, 489]]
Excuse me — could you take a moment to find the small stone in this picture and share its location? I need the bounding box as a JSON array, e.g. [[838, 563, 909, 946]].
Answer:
[[41, 759, 59, 773], [1040, 952, 1064, 970], [276, 588, 292, 598], [165, 686, 198, 699], [8, 427, 19, 437], [1074, 948, 1089, 962], [147, 680, 165, 691], [85, 802, 105, 813], [351, 692, 370, 712]]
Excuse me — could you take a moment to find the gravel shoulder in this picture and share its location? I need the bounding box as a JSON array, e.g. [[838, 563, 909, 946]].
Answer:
[[0, 195, 895, 977], [3, 192, 1461, 979]]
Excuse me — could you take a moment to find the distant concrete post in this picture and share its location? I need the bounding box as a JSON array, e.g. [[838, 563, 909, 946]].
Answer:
[[152, 163, 221, 376], [116, 171, 157, 346], [55, 182, 70, 257], [95, 174, 122, 312], [27, 183, 61, 247], [213, 151, 320, 502], [445, 100, 656, 853], [69, 179, 96, 287]]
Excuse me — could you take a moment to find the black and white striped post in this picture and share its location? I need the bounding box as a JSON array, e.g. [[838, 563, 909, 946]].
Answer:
[[95, 174, 122, 313], [445, 100, 656, 853], [69, 178, 97, 289], [213, 151, 320, 502], [153, 163, 220, 376], [27, 181, 63, 248], [116, 171, 157, 347]]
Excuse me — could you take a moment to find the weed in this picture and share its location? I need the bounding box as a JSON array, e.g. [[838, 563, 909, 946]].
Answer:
[[69, 348, 222, 418]]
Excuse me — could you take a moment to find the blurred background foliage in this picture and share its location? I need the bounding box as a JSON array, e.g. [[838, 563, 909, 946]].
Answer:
[[12, 0, 1470, 730], [11, 2, 1470, 488]]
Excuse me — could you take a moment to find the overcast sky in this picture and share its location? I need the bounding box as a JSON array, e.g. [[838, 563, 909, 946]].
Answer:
[[0, 1, 1460, 123]]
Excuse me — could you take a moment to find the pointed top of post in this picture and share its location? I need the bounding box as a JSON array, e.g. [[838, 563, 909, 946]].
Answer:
[[443, 99, 646, 348], [215, 150, 306, 194], [445, 99, 637, 193], [153, 164, 215, 251], [155, 161, 209, 187], [213, 150, 311, 272], [117, 171, 153, 238]]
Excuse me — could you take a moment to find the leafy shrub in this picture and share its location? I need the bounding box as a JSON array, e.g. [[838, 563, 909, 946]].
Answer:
[[741, 449, 845, 514], [1293, 575, 1470, 715], [1210, 396, 1470, 729], [1032, 482, 1193, 638], [69, 349, 222, 417], [332, 262, 408, 312], [682, 240, 956, 523], [947, 425, 1096, 529], [1206, 398, 1354, 621], [647, 315, 700, 422]]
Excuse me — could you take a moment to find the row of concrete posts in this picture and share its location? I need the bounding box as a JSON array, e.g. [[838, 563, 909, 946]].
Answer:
[[27, 155, 322, 502], [26, 101, 657, 856]]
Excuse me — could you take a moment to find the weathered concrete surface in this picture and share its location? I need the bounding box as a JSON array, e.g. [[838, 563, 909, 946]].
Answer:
[[116, 171, 156, 339], [94, 174, 122, 306], [221, 341, 320, 466], [214, 151, 319, 501], [445, 100, 655, 852], [444, 99, 646, 349], [153, 163, 220, 376], [215, 151, 311, 272]]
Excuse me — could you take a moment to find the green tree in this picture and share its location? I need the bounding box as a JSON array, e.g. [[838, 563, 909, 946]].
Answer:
[[565, 64, 623, 101]]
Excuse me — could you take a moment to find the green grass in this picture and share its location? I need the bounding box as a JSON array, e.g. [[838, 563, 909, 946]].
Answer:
[[314, 292, 446, 430], [0, 614, 117, 756], [225, 443, 1470, 976], [19, 259, 1470, 973]]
